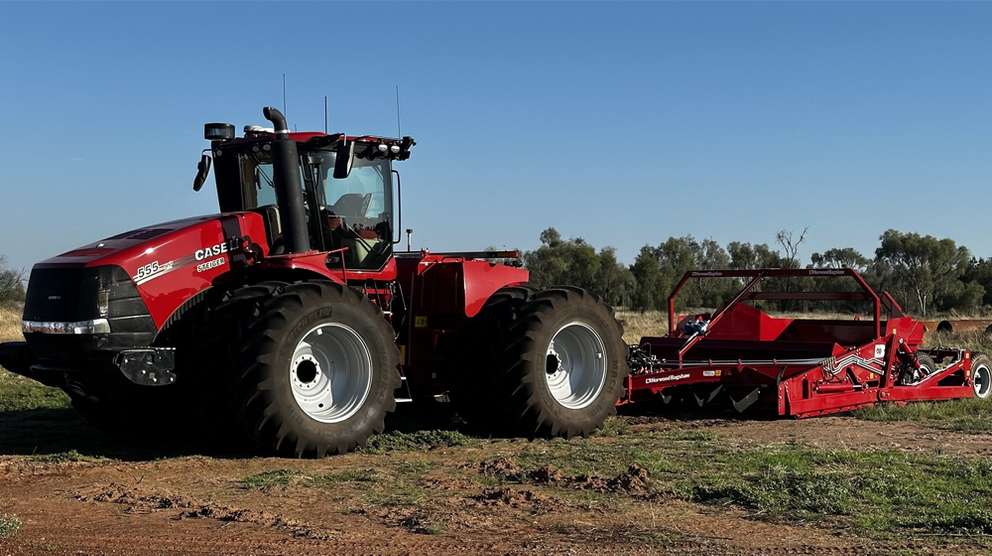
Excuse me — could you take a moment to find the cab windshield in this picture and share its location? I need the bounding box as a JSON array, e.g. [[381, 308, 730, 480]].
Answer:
[[240, 146, 393, 269]]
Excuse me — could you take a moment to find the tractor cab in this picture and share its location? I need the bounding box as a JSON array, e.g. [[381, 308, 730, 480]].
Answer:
[[195, 121, 414, 270]]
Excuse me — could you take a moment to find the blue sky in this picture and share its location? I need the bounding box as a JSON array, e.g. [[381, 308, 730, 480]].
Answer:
[[1, 2, 990, 272]]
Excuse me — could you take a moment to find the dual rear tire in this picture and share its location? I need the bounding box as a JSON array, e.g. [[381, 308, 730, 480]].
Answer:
[[449, 286, 628, 437]]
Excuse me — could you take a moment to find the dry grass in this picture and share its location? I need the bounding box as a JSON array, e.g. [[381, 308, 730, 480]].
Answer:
[[0, 305, 22, 342], [615, 310, 665, 343]]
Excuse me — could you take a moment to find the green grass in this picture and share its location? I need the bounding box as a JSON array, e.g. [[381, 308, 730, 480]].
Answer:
[[683, 445, 992, 534], [854, 398, 991, 433], [0, 514, 21, 539], [0, 371, 69, 412], [29, 449, 102, 463], [239, 469, 301, 490], [239, 468, 383, 490], [593, 416, 631, 437], [360, 429, 471, 454], [507, 430, 992, 538], [240, 461, 432, 509]]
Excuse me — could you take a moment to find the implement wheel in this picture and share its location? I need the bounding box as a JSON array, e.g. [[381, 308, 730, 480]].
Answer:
[[233, 281, 400, 457], [973, 355, 991, 400], [917, 353, 937, 376]]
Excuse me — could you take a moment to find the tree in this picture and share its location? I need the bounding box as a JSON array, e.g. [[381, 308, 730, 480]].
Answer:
[[775, 227, 808, 268], [964, 258, 992, 307], [0, 256, 25, 305], [629, 236, 738, 311], [873, 230, 983, 316], [630, 246, 664, 310], [810, 247, 870, 272], [727, 241, 784, 269], [595, 247, 637, 307], [523, 228, 633, 306]]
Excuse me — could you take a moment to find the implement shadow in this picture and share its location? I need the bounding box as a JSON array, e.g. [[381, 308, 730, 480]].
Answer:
[[616, 396, 777, 422]]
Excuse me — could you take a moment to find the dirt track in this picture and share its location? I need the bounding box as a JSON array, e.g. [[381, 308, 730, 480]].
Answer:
[[1, 407, 990, 556]]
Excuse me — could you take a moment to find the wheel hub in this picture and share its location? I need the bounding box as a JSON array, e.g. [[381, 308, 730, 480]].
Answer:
[[975, 363, 991, 400], [293, 354, 322, 389], [289, 323, 373, 423], [544, 321, 607, 410]]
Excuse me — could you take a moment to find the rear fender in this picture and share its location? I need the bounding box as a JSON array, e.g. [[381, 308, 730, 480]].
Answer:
[[397, 255, 529, 321], [396, 253, 528, 396]]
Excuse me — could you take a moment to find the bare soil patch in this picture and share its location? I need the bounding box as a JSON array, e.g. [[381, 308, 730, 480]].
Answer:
[[1, 408, 990, 555]]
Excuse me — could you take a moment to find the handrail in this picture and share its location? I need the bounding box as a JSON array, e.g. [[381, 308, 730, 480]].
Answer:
[[677, 274, 763, 363], [665, 267, 885, 359]]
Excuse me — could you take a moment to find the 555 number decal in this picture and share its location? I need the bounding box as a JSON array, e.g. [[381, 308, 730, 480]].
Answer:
[[135, 261, 161, 281]]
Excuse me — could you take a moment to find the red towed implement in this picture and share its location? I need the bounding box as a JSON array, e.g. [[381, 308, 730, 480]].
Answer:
[[623, 268, 990, 416]]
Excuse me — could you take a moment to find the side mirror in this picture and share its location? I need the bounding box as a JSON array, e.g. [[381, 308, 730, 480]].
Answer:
[[333, 141, 355, 179], [192, 154, 212, 191]]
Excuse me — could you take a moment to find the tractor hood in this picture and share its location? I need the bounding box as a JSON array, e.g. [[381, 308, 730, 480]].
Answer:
[[30, 212, 270, 328], [39, 215, 223, 267]]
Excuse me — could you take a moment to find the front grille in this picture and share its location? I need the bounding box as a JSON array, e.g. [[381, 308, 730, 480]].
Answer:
[[23, 265, 156, 362], [23, 267, 101, 322]]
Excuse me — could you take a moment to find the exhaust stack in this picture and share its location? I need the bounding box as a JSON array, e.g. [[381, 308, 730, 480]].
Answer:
[[262, 106, 309, 254]]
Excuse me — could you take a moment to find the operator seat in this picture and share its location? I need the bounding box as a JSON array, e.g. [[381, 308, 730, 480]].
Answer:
[[251, 205, 285, 255], [329, 193, 372, 218]]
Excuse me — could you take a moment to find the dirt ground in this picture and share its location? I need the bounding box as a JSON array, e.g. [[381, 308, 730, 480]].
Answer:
[[1, 405, 990, 556]]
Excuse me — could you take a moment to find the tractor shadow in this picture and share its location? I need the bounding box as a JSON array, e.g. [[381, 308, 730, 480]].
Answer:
[[0, 399, 763, 461], [0, 407, 258, 461], [0, 401, 472, 461]]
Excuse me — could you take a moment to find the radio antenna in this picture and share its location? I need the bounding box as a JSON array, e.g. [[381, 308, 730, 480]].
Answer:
[[323, 95, 328, 134], [282, 73, 287, 117], [395, 85, 402, 138]]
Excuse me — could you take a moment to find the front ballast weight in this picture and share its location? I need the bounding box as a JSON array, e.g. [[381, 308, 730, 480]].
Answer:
[[115, 347, 177, 386]]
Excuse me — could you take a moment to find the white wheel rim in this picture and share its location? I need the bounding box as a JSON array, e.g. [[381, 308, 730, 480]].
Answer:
[[975, 363, 991, 400], [289, 322, 372, 423], [544, 321, 607, 410]]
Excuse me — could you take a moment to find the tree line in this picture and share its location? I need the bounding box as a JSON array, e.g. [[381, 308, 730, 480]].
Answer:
[[3, 226, 989, 317], [523, 227, 992, 317]]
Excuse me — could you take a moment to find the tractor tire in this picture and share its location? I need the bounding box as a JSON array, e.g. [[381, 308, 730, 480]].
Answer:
[[233, 281, 400, 457], [476, 286, 628, 438], [447, 285, 534, 429], [971, 354, 991, 400], [190, 280, 292, 440]]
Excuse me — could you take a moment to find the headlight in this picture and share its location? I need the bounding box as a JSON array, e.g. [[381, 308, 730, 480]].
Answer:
[[97, 289, 110, 317], [22, 319, 111, 335]]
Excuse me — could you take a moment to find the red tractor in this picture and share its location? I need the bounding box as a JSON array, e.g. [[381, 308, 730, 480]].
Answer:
[[0, 107, 629, 456]]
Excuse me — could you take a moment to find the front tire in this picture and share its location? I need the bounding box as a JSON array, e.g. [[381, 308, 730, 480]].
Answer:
[[235, 282, 400, 457]]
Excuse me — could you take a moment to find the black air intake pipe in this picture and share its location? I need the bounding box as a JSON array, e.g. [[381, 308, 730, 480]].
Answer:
[[263, 106, 309, 254]]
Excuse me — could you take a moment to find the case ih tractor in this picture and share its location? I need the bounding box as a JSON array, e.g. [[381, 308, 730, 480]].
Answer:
[[0, 107, 628, 456]]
